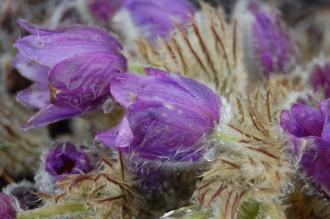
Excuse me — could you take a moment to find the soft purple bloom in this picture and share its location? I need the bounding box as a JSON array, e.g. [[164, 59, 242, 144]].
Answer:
[[14, 20, 127, 130], [45, 142, 93, 178], [95, 68, 221, 161], [88, 0, 123, 21], [310, 62, 330, 98], [280, 99, 330, 194], [0, 193, 16, 219], [246, 1, 295, 76], [124, 0, 195, 40]]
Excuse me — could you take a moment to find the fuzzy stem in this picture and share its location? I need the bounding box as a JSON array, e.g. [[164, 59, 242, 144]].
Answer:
[[17, 202, 85, 219]]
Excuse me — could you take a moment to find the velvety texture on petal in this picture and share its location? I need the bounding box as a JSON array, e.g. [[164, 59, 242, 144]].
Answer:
[[126, 101, 212, 161], [110, 69, 220, 124], [15, 26, 122, 67], [100, 69, 221, 161], [45, 142, 92, 178], [48, 52, 127, 112], [88, 0, 122, 21], [124, 0, 195, 40], [17, 19, 122, 49], [248, 1, 295, 75], [13, 53, 48, 84], [17, 84, 49, 109], [22, 104, 81, 130], [0, 193, 16, 219]]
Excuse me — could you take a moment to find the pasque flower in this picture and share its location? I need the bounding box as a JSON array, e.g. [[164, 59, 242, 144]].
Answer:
[[14, 20, 127, 130], [0, 193, 16, 219], [45, 142, 93, 178], [88, 0, 195, 40], [95, 68, 221, 162], [280, 99, 330, 194], [239, 0, 296, 76], [310, 61, 330, 98]]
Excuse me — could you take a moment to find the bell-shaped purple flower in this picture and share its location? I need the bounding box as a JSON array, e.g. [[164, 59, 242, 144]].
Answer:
[[240, 1, 296, 76], [280, 99, 330, 194], [95, 68, 221, 162], [123, 0, 195, 40], [0, 193, 16, 219], [14, 20, 127, 130], [45, 142, 93, 178], [310, 62, 330, 98], [88, 0, 123, 21]]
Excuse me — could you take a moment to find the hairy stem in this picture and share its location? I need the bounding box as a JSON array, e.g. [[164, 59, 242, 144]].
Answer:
[[17, 202, 85, 219]]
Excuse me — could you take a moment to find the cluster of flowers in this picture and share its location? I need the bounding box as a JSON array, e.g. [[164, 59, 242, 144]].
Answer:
[[1, 0, 330, 218]]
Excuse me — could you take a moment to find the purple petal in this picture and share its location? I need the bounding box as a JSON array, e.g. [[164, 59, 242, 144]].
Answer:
[[13, 53, 48, 84], [15, 26, 122, 67], [127, 101, 212, 161], [17, 84, 49, 109], [110, 71, 220, 125], [280, 109, 304, 137], [124, 0, 195, 40], [291, 103, 324, 137], [300, 138, 330, 195], [45, 142, 92, 177], [48, 52, 127, 112], [320, 99, 330, 142], [22, 104, 81, 130], [95, 116, 133, 150], [310, 63, 330, 98], [17, 19, 122, 49], [249, 1, 295, 75], [88, 0, 122, 21]]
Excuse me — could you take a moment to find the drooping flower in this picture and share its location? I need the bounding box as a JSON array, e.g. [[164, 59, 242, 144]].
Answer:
[[280, 99, 330, 194], [14, 20, 127, 130], [95, 68, 221, 162], [45, 142, 93, 178], [3, 181, 43, 211], [0, 193, 16, 219], [236, 0, 296, 77], [310, 61, 330, 98]]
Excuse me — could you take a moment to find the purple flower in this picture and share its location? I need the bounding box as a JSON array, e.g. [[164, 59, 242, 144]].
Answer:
[[280, 99, 330, 194], [245, 1, 295, 76], [14, 20, 127, 130], [45, 142, 93, 178], [310, 62, 330, 98], [88, 0, 123, 21], [95, 68, 221, 161], [0, 193, 16, 219]]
